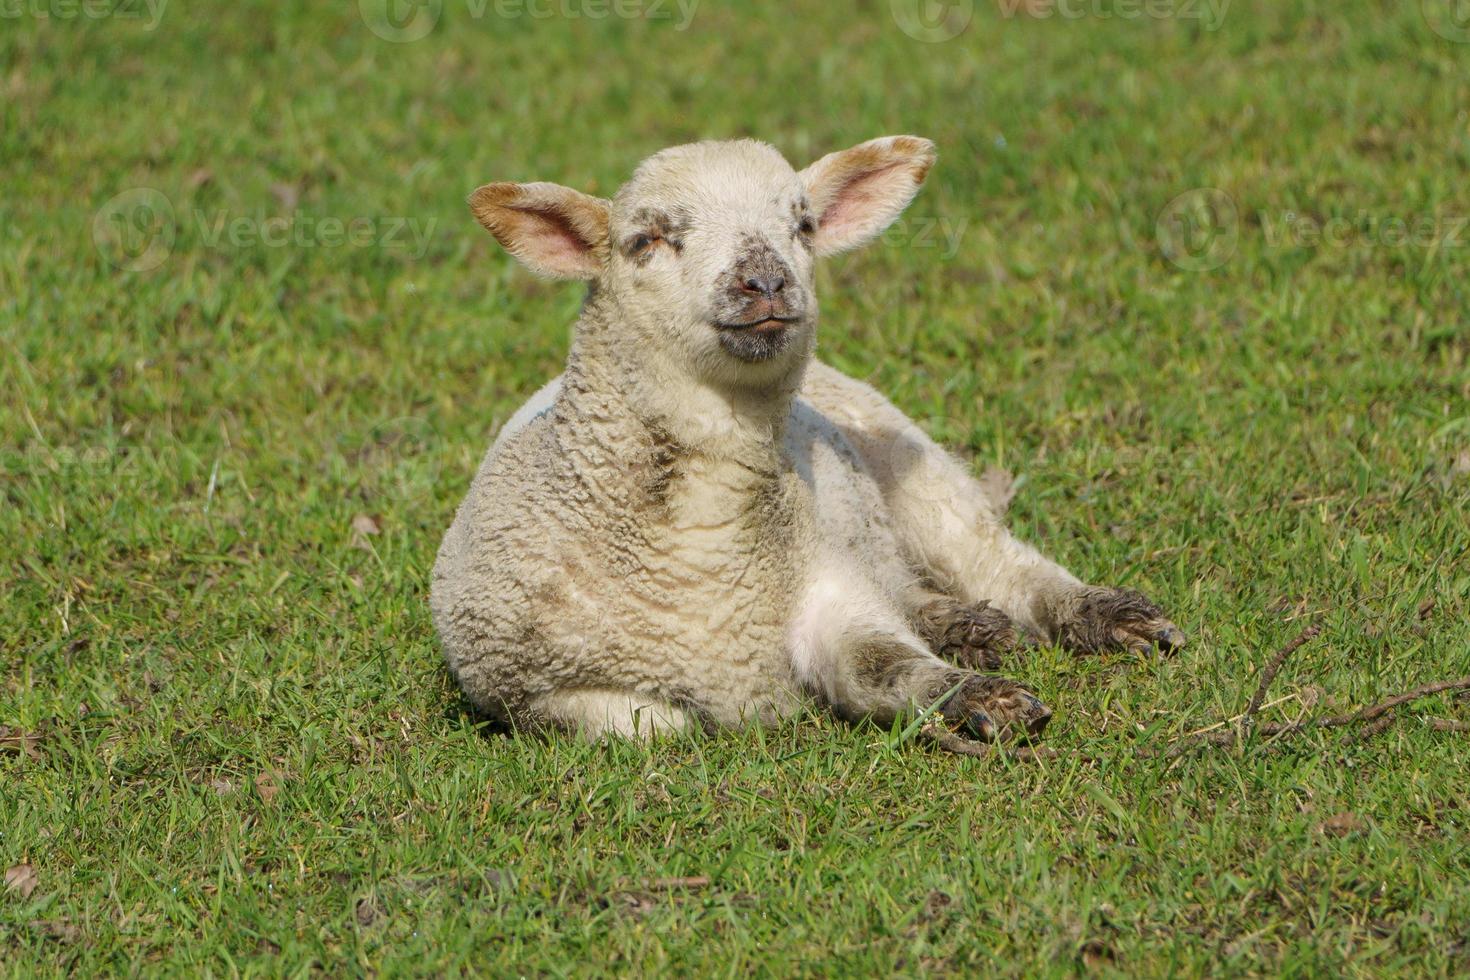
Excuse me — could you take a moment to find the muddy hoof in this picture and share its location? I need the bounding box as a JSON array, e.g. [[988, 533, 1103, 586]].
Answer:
[[939, 675, 1052, 742], [918, 598, 1021, 671], [1056, 587, 1186, 656]]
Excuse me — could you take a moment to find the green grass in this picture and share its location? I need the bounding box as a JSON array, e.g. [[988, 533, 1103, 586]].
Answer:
[[4, 0, 1470, 974]]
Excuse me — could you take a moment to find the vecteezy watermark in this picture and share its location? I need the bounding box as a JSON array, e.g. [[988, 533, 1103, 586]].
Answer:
[[1422, 0, 1470, 43], [0, 0, 167, 29], [357, 0, 699, 42], [994, 0, 1230, 30], [93, 188, 177, 272], [879, 216, 970, 260], [193, 211, 436, 257], [346, 416, 442, 502], [91, 187, 438, 271], [1259, 211, 1470, 251], [1156, 188, 1469, 271], [891, 0, 974, 42], [893, 0, 1226, 39], [862, 406, 1015, 515], [1155, 188, 1238, 272], [4, 443, 120, 477], [357, 0, 441, 40]]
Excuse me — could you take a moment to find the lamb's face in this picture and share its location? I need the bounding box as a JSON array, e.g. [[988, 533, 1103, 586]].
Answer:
[[467, 135, 936, 389], [607, 141, 817, 372]]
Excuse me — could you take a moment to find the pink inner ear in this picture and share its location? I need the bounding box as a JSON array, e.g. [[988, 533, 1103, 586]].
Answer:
[[518, 205, 593, 266], [820, 161, 911, 237]]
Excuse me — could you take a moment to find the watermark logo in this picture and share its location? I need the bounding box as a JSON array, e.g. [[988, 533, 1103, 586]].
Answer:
[[359, 0, 699, 40], [1259, 211, 1468, 251], [861, 409, 1014, 514], [93, 187, 176, 272], [489, 0, 699, 25], [349, 416, 442, 502], [1422, 0, 1470, 42], [891, 0, 974, 42], [0, 0, 168, 30], [1156, 189, 1468, 272], [193, 210, 436, 257], [91, 188, 438, 271], [5, 443, 118, 477], [1156, 187, 1238, 272], [358, 0, 442, 42], [994, 0, 1230, 30], [880, 216, 970, 259]]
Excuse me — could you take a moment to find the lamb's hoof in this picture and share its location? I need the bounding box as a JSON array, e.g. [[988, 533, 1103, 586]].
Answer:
[[1056, 587, 1186, 656], [917, 599, 1020, 671], [938, 675, 1052, 742]]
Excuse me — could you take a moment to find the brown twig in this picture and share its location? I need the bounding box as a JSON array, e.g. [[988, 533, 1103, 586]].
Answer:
[[1161, 675, 1470, 755], [1427, 718, 1470, 733], [1344, 713, 1396, 744], [1254, 676, 1470, 736], [643, 876, 712, 890], [919, 720, 1056, 762], [1239, 623, 1322, 738]]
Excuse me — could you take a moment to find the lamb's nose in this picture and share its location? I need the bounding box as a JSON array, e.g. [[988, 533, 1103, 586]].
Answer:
[[742, 273, 786, 298]]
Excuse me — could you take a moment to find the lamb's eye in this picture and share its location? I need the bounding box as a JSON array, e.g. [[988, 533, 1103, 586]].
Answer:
[[631, 233, 661, 253]]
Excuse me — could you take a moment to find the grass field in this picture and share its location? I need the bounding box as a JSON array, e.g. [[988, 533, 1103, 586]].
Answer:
[[4, 0, 1470, 974]]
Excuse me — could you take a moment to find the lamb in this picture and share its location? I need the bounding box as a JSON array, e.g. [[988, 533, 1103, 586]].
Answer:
[[430, 136, 1185, 744]]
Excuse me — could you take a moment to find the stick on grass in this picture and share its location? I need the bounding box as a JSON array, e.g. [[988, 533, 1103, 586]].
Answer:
[[1239, 622, 1321, 738]]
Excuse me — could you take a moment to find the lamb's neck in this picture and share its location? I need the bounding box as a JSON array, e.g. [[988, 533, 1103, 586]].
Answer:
[[561, 309, 797, 469]]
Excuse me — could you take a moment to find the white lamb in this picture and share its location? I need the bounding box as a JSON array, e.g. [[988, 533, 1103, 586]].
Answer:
[[431, 136, 1184, 743]]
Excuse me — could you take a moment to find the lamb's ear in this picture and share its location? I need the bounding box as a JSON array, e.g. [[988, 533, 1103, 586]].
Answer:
[[798, 136, 937, 257], [468, 181, 610, 280]]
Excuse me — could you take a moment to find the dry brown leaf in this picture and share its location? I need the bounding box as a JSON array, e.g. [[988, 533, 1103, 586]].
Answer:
[[254, 771, 282, 805], [4, 863, 38, 899], [186, 168, 214, 189], [351, 513, 383, 549], [351, 513, 382, 536], [355, 897, 381, 927], [32, 919, 82, 943], [1320, 812, 1365, 837], [1079, 938, 1116, 971], [0, 728, 44, 760]]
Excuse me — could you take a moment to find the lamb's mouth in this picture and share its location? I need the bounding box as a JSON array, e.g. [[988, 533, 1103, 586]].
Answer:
[[714, 314, 801, 333], [713, 315, 801, 362]]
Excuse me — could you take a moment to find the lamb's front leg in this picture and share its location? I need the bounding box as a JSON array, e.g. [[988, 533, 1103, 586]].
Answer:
[[815, 381, 1185, 654], [789, 568, 1052, 740], [959, 521, 1187, 656], [804, 366, 1184, 654]]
